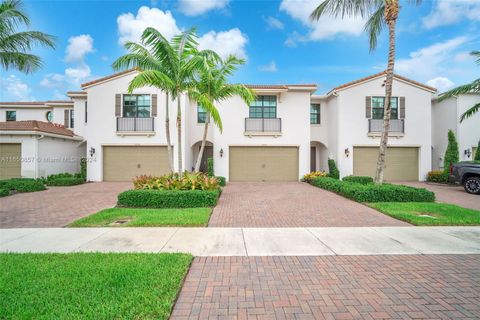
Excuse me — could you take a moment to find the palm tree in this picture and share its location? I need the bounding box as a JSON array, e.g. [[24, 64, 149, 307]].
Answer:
[[438, 51, 480, 122], [189, 55, 255, 172], [113, 28, 213, 173], [0, 0, 55, 73], [311, 0, 420, 184]]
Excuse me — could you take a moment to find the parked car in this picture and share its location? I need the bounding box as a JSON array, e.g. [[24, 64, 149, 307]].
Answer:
[[450, 162, 480, 194]]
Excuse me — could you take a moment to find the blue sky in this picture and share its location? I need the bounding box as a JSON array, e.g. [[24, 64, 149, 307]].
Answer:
[[1, 0, 479, 101]]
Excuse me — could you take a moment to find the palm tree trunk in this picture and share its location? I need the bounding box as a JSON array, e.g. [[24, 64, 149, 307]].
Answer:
[[375, 3, 397, 184], [176, 95, 183, 174], [165, 93, 173, 172], [194, 113, 210, 172]]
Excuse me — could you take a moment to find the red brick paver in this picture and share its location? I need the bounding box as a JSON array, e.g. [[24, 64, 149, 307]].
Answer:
[[209, 182, 408, 227], [399, 181, 480, 211], [0, 182, 130, 228], [171, 255, 480, 319]]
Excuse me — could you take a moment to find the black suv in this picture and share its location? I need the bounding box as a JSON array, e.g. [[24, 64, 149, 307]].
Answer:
[[450, 162, 480, 195]]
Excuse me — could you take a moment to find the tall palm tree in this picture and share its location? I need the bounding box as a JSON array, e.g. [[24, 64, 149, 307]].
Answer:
[[189, 55, 255, 172], [311, 0, 420, 184], [0, 0, 55, 73], [438, 51, 480, 122], [113, 28, 213, 173]]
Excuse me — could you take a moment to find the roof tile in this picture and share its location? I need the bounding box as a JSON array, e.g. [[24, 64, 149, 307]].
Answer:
[[0, 121, 76, 137]]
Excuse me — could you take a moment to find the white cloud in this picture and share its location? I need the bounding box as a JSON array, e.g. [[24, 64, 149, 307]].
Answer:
[[422, 0, 480, 29], [265, 16, 284, 30], [280, 0, 365, 45], [198, 28, 248, 59], [426, 77, 455, 92], [65, 34, 94, 63], [117, 6, 181, 45], [178, 0, 229, 16], [454, 51, 473, 63], [396, 37, 467, 80], [258, 61, 277, 72], [40, 64, 91, 91], [0, 75, 34, 101]]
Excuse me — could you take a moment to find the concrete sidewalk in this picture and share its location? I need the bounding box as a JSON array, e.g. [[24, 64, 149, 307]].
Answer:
[[1, 227, 479, 256]]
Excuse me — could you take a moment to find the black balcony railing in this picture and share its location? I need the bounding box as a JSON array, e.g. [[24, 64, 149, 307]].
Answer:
[[116, 117, 154, 132], [245, 118, 282, 132], [368, 119, 404, 133]]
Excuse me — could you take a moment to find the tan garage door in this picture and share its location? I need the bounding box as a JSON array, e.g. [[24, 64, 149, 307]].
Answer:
[[353, 147, 419, 181], [103, 146, 170, 181], [0, 143, 21, 180], [229, 146, 298, 181]]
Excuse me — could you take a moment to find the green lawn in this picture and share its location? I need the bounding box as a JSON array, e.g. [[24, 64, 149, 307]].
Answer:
[[0, 253, 192, 319], [69, 207, 212, 227], [369, 202, 480, 226]]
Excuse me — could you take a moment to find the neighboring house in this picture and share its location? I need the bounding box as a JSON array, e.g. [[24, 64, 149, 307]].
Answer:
[[0, 100, 75, 128], [431, 94, 480, 170], [0, 121, 83, 179], [313, 72, 436, 181], [0, 69, 438, 182]]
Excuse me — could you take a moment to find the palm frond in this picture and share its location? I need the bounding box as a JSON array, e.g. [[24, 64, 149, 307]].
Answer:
[[189, 92, 223, 131], [0, 0, 29, 33], [310, 0, 377, 21], [438, 79, 480, 100], [460, 102, 480, 123], [364, 3, 385, 51], [127, 70, 175, 94], [471, 51, 480, 65], [0, 31, 55, 51], [0, 51, 41, 73]]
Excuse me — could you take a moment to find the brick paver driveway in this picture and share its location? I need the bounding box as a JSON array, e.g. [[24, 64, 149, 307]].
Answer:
[[171, 255, 480, 319], [399, 181, 480, 211], [208, 182, 408, 227], [0, 182, 130, 228]]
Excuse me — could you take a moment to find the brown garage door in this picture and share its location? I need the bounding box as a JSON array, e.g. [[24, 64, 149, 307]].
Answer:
[[229, 146, 298, 181], [353, 147, 419, 181], [0, 143, 21, 179], [103, 146, 170, 181]]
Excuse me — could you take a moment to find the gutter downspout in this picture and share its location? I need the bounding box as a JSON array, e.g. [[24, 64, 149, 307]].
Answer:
[[34, 135, 45, 178]]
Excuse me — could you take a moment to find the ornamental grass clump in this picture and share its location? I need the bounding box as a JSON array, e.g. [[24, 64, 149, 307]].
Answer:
[[133, 172, 220, 191]]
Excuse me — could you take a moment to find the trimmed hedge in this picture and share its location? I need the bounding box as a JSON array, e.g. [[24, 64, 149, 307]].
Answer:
[[118, 189, 220, 208], [0, 179, 46, 193], [327, 159, 340, 179], [215, 176, 226, 186], [46, 177, 85, 186], [426, 170, 449, 183], [342, 175, 374, 185], [0, 188, 9, 197], [310, 177, 435, 202]]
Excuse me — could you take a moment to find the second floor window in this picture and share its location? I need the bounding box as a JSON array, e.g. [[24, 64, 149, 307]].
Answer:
[[123, 94, 151, 118], [249, 95, 276, 118], [372, 97, 398, 120], [197, 105, 207, 123], [6, 111, 16, 121], [310, 104, 320, 124]]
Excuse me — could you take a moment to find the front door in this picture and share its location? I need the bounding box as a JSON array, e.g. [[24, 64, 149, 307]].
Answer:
[[310, 146, 316, 172], [199, 146, 213, 173]]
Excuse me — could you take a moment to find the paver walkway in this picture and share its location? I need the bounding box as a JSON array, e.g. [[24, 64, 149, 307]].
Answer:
[[171, 255, 480, 319], [1, 227, 479, 255], [399, 181, 480, 211], [0, 182, 130, 228], [209, 182, 408, 227]]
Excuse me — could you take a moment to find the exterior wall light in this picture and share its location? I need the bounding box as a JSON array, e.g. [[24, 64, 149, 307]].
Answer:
[[89, 147, 96, 157], [219, 148, 224, 158], [465, 149, 471, 158], [344, 148, 350, 158]]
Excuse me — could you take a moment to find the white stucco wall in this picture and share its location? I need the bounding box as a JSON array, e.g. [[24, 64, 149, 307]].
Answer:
[[37, 137, 82, 177], [212, 90, 312, 180], [457, 94, 480, 162], [431, 96, 458, 170], [332, 77, 433, 180], [0, 107, 50, 122]]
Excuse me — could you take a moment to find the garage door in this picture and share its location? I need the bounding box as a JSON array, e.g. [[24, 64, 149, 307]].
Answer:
[[0, 143, 21, 180], [353, 147, 419, 181], [103, 146, 170, 181], [229, 146, 298, 181]]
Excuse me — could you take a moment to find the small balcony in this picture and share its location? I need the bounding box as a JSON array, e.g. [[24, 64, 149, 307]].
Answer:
[[116, 117, 154, 132], [368, 119, 404, 134], [245, 118, 282, 136]]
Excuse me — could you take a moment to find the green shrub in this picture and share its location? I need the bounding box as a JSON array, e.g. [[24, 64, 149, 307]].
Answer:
[[117, 189, 220, 208], [46, 172, 74, 182], [46, 177, 85, 186], [9, 179, 46, 192], [426, 170, 449, 183], [133, 172, 220, 191], [310, 177, 435, 202], [0, 188, 9, 197], [327, 159, 340, 179], [303, 171, 328, 182], [443, 130, 459, 173], [342, 175, 374, 185], [207, 157, 214, 177], [80, 157, 87, 180], [215, 176, 226, 186]]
